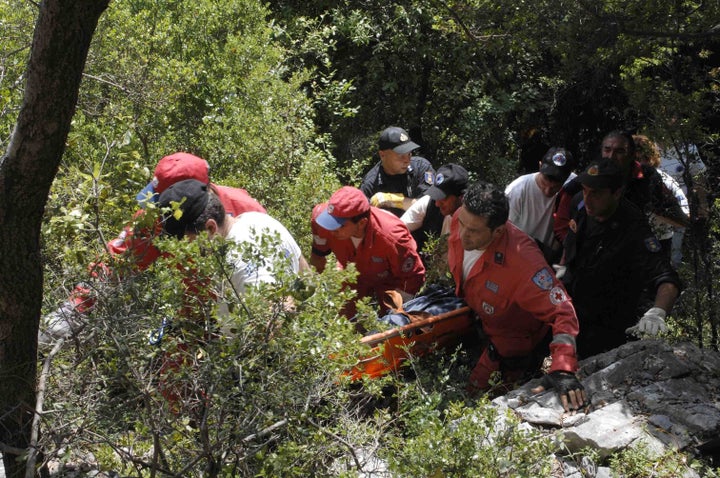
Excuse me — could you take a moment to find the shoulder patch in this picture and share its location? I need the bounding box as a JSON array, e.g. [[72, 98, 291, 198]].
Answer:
[[549, 286, 568, 305], [532, 267, 554, 291], [482, 301, 495, 316], [424, 171, 435, 185], [569, 219, 577, 233], [644, 236, 662, 253], [312, 234, 328, 246]]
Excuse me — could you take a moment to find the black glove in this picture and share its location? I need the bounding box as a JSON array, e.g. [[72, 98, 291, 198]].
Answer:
[[536, 371, 588, 412]]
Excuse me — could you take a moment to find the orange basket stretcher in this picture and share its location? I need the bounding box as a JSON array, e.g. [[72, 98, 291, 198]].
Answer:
[[346, 305, 475, 380]]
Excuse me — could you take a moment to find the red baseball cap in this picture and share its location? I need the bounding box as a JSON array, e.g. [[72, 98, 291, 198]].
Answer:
[[316, 186, 371, 231], [136, 152, 210, 204]]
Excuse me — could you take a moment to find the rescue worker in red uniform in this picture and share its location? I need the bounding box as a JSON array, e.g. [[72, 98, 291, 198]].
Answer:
[[312, 186, 426, 317], [118, 152, 267, 269], [448, 181, 587, 412], [41, 152, 267, 342]]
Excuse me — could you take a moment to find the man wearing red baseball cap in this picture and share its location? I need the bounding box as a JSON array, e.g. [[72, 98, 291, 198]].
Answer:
[[136, 152, 210, 204], [135, 152, 265, 213], [41, 152, 267, 343], [311, 186, 425, 317], [115, 152, 266, 268]]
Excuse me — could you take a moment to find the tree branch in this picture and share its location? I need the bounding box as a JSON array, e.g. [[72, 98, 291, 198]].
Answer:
[[242, 418, 288, 443], [306, 417, 363, 471], [26, 338, 66, 478]]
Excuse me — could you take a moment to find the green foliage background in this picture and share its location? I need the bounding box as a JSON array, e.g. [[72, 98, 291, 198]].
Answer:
[[1, 0, 719, 475]]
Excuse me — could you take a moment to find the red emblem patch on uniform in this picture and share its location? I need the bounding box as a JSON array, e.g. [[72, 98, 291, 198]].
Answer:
[[482, 301, 495, 315], [549, 286, 568, 305], [401, 256, 416, 272]]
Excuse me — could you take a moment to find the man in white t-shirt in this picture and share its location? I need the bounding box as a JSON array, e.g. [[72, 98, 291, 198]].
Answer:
[[159, 179, 308, 294], [156, 179, 308, 408], [505, 147, 576, 264]]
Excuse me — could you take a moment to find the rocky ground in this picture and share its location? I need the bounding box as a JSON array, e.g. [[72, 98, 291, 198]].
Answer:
[[344, 339, 720, 477], [494, 339, 720, 477], [2, 339, 719, 477]]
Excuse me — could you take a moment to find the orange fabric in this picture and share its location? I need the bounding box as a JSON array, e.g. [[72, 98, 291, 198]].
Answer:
[[346, 306, 474, 380]]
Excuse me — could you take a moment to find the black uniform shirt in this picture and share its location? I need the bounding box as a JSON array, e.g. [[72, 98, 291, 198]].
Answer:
[[360, 156, 435, 201], [563, 194, 681, 355]]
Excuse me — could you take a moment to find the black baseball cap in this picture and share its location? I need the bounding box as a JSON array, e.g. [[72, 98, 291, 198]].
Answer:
[[157, 179, 210, 238], [426, 164, 469, 200], [539, 147, 575, 182], [577, 157, 625, 190], [378, 126, 420, 154]]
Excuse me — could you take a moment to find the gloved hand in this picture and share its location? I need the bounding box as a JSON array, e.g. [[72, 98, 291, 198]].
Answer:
[[552, 264, 567, 279], [626, 306, 667, 337], [531, 371, 588, 412], [38, 301, 85, 344], [370, 192, 405, 209]]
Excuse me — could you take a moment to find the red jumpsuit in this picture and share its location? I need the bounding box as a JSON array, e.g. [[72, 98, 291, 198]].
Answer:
[[312, 204, 425, 314], [447, 217, 579, 390], [69, 184, 266, 312]]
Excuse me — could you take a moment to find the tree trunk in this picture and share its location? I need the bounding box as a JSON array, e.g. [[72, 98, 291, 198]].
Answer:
[[0, 1, 109, 477]]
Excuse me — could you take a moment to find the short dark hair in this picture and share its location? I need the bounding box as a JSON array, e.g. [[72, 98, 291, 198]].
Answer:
[[188, 185, 225, 235], [602, 130, 636, 156], [462, 181, 509, 230]]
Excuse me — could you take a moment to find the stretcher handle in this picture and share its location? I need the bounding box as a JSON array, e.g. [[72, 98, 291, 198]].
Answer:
[[361, 306, 473, 346]]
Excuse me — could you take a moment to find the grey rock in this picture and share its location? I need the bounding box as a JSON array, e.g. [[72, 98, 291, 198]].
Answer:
[[493, 340, 720, 476], [596, 467, 613, 478], [561, 401, 644, 457]]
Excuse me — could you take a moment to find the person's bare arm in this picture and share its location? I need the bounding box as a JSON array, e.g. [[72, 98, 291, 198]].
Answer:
[[654, 282, 680, 312]]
